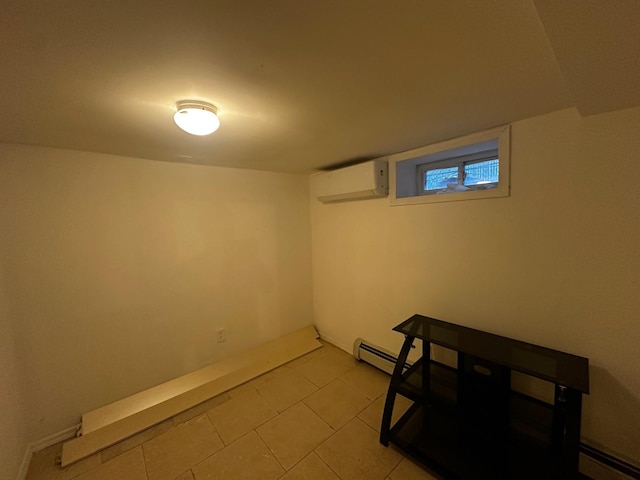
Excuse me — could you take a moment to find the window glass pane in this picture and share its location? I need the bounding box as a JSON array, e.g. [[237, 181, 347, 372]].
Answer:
[[424, 166, 459, 190], [464, 159, 499, 186]]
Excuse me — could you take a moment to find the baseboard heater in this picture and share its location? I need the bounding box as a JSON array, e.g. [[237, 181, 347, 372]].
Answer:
[[352, 338, 639, 480], [352, 338, 411, 374], [580, 444, 640, 480]]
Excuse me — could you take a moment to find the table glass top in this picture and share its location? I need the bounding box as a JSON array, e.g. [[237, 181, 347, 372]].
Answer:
[[394, 314, 589, 393]]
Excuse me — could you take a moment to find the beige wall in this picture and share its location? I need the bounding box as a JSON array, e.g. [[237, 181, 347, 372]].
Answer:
[[0, 273, 29, 480], [310, 107, 640, 463], [2, 105, 639, 473], [0, 145, 314, 447]]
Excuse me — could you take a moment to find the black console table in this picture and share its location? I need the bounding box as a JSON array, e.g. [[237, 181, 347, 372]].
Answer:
[[380, 314, 589, 480]]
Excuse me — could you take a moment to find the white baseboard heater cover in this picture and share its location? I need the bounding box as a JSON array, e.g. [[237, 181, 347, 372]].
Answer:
[[353, 338, 410, 375]]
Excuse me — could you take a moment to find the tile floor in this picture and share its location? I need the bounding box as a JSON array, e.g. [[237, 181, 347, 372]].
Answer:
[[25, 341, 438, 480]]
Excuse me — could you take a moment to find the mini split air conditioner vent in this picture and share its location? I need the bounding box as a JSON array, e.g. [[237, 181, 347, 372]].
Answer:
[[311, 159, 388, 203]]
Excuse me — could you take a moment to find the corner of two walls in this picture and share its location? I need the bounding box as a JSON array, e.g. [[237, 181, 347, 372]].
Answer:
[[3, 104, 639, 477], [0, 144, 314, 464], [309, 106, 640, 465]]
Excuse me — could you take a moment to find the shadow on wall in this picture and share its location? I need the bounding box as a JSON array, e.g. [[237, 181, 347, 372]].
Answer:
[[582, 365, 640, 465]]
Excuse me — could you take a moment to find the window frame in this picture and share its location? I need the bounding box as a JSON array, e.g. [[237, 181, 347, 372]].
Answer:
[[389, 125, 510, 206]]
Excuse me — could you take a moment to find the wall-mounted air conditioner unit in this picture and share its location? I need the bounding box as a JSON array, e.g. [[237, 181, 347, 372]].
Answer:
[[311, 159, 388, 203]]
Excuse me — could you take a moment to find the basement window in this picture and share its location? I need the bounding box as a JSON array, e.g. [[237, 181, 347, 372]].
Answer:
[[390, 125, 510, 205], [419, 152, 499, 195]]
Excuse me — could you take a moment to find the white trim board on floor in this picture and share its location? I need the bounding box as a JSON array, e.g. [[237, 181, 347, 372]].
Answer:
[[61, 325, 321, 467], [18, 423, 81, 480]]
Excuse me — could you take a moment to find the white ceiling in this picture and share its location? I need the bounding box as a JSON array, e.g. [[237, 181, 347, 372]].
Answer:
[[1, 0, 638, 173]]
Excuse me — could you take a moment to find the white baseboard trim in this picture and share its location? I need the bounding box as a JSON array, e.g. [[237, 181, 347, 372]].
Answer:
[[32, 423, 81, 453], [17, 423, 80, 480], [17, 447, 33, 480], [315, 329, 352, 354]]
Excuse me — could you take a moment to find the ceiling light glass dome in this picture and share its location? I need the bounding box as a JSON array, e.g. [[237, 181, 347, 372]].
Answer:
[[173, 100, 220, 136]]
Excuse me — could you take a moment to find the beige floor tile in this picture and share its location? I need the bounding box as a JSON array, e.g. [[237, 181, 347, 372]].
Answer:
[[101, 418, 174, 463], [284, 354, 314, 369], [143, 414, 223, 480], [172, 393, 230, 425], [304, 343, 333, 358], [339, 363, 391, 400], [74, 447, 147, 480], [326, 344, 356, 359], [26, 441, 101, 480], [257, 369, 318, 412], [317, 339, 344, 353], [269, 363, 296, 376], [256, 402, 333, 470], [315, 418, 402, 480], [304, 379, 371, 429], [192, 431, 284, 480], [227, 371, 276, 398], [294, 349, 358, 388], [26, 341, 418, 480], [175, 470, 194, 480], [357, 395, 412, 433], [284, 342, 332, 368], [206, 389, 277, 444], [387, 457, 441, 480], [280, 453, 339, 480], [294, 348, 320, 365]]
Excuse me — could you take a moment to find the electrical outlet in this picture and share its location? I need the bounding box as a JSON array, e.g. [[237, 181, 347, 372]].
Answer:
[[216, 328, 226, 343]]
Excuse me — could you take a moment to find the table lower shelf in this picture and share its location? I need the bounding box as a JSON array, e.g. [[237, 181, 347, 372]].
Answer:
[[389, 401, 562, 480]]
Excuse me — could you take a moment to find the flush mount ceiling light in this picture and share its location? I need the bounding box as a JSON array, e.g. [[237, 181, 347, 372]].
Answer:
[[173, 100, 220, 136]]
